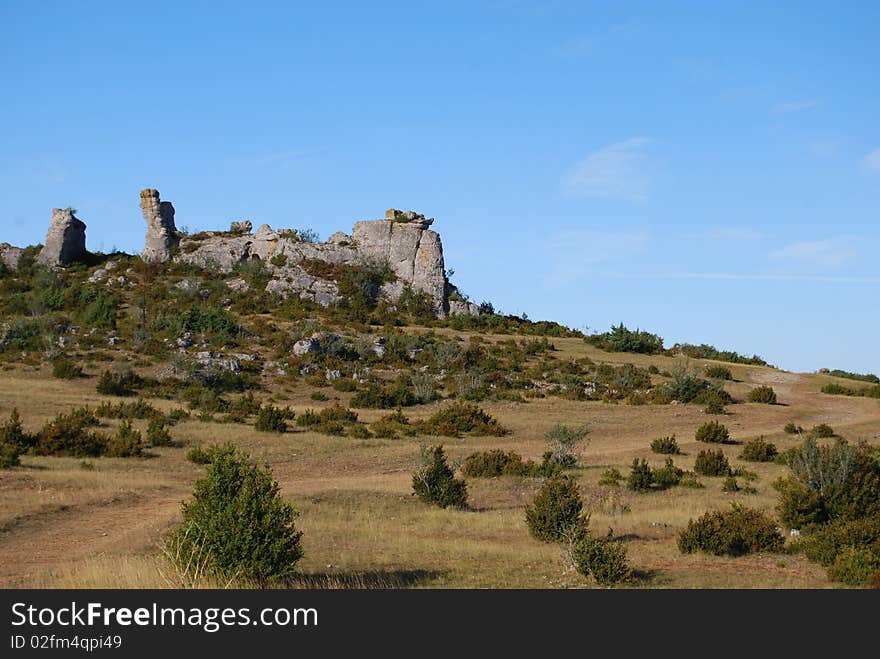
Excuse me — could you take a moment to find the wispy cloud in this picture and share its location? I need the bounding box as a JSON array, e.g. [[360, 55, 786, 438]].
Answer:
[[563, 138, 655, 202], [862, 148, 880, 175], [769, 237, 857, 269], [683, 226, 766, 241], [771, 99, 819, 114], [544, 228, 649, 283]]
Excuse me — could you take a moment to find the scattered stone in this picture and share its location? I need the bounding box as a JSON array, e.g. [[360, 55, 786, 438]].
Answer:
[[36, 208, 87, 266], [292, 338, 321, 356], [225, 277, 250, 292], [325, 369, 343, 381]]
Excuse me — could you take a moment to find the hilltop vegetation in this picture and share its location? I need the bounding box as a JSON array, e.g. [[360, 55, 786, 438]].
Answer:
[[0, 239, 878, 590]]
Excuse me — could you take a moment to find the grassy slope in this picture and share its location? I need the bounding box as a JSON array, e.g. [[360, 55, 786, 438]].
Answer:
[[1, 335, 878, 588]]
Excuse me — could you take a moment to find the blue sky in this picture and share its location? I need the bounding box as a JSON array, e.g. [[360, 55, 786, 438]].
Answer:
[[1, 1, 878, 374]]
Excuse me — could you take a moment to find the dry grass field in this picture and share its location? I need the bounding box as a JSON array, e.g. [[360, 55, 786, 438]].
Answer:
[[1, 334, 878, 589]]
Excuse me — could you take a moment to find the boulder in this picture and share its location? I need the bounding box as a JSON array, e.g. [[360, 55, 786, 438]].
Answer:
[[229, 220, 253, 234], [36, 208, 87, 266], [292, 338, 321, 356], [0, 243, 23, 271], [140, 189, 179, 263]]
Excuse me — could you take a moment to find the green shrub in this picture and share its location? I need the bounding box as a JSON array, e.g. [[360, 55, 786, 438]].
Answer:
[[147, 418, 173, 447], [799, 516, 880, 567], [748, 385, 777, 404], [809, 423, 835, 439], [0, 441, 21, 468], [96, 369, 143, 396], [664, 360, 711, 403], [187, 444, 228, 465], [626, 458, 653, 492], [168, 445, 303, 585], [106, 420, 145, 457], [415, 402, 507, 437], [310, 391, 328, 401], [653, 458, 684, 489], [828, 547, 880, 587], [678, 504, 784, 556], [52, 358, 84, 379], [705, 365, 732, 380], [701, 390, 727, 415], [694, 449, 732, 476], [96, 399, 163, 421], [826, 369, 879, 384], [348, 423, 372, 439], [0, 408, 36, 451], [586, 323, 664, 354], [461, 450, 536, 478], [573, 532, 632, 586], [679, 473, 705, 489], [411, 445, 468, 509], [740, 437, 778, 462], [369, 410, 415, 438], [651, 435, 680, 454], [525, 473, 586, 542], [695, 420, 730, 444], [598, 467, 624, 487], [36, 409, 107, 457], [350, 379, 418, 409], [722, 476, 740, 493], [784, 422, 803, 435], [254, 405, 293, 433], [544, 423, 589, 467]]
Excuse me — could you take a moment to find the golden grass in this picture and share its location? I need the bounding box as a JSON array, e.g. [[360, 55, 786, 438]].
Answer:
[[1, 331, 878, 589]]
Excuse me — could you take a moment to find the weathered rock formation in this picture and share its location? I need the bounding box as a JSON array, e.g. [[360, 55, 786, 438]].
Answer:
[[172, 207, 471, 316], [0, 243, 23, 271], [36, 208, 87, 266], [140, 189, 178, 263]]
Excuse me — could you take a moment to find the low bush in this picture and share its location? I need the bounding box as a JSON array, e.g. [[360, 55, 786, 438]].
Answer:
[[572, 531, 632, 586], [809, 423, 835, 439], [784, 422, 804, 435], [462, 450, 536, 478], [651, 435, 680, 454], [705, 365, 732, 380], [798, 516, 880, 568], [678, 504, 784, 556], [0, 408, 36, 452], [525, 473, 586, 542], [96, 369, 143, 397], [748, 385, 777, 404], [695, 420, 730, 444], [369, 410, 415, 439], [740, 437, 778, 462], [598, 467, 624, 487], [254, 405, 294, 433], [415, 403, 507, 438], [412, 445, 468, 509], [828, 547, 880, 587], [147, 418, 173, 447], [0, 442, 20, 468], [653, 458, 684, 489], [35, 408, 107, 457], [105, 420, 145, 457], [626, 458, 653, 492], [52, 358, 84, 379], [544, 423, 589, 467], [168, 445, 303, 585], [694, 449, 732, 477]]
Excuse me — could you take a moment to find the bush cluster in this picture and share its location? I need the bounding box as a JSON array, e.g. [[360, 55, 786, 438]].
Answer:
[[693, 449, 732, 477], [695, 421, 730, 444], [740, 437, 778, 462], [414, 403, 507, 438], [650, 435, 680, 454], [747, 385, 777, 404], [678, 504, 784, 556], [525, 473, 586, 543], [411, 445, 468, 509]]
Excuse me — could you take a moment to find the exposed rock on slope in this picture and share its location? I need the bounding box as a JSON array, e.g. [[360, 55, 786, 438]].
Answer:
[[0, 243, 23, 271], [140, 189, 179, 263], [36, 208, 87, 266], [176, 208, 471, 317]]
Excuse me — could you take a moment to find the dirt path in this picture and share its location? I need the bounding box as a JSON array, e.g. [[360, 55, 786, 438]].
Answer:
[[0, 491, 181, 587]]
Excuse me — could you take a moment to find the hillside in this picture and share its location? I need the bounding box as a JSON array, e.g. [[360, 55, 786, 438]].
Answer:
[[1, 200, 879, 589]]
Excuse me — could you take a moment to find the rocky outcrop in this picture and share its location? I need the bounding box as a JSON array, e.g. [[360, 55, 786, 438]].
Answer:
[[0, 243, 23, 271], [140, 189, 178, 263], [36, 208, 87, 266], [170, 206, 478, 318], [352, 219, 446, 315]]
